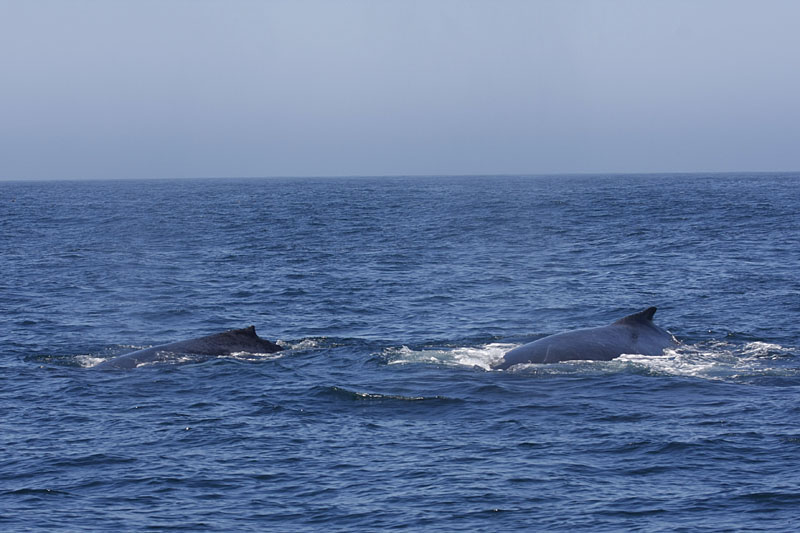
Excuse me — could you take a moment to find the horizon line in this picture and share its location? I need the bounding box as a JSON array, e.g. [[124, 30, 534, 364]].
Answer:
[[2, 169, 799, 183]]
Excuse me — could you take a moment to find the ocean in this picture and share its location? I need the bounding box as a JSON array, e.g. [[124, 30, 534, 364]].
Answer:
[[2, 173, 799, 531]]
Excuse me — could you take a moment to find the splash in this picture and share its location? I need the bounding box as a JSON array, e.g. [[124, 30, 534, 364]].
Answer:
[[606, 341, 798, 381], [384, 343, 517, 370], [75, 354, 107, 368], [280, 338, 321, 351]]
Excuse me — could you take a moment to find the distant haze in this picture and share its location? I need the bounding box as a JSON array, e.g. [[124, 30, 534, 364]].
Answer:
[[2, 0, 799, 180]]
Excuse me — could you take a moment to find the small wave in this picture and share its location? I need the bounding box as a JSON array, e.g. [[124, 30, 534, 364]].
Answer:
[[317, 385, 461, 403], [3, 487, 71, 497]]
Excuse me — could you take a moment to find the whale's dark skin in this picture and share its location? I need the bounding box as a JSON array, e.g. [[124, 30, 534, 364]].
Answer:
[[94, 326, 282, 370], [493, 307, 677, 369]]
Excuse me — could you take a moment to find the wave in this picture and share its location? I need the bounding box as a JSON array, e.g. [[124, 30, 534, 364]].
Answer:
[[314, 385, 463, 404]]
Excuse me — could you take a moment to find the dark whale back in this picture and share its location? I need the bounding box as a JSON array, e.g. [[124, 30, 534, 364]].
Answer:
[[95, 326, 282, 370], [493, 307, 677, 369], [174, 326, 282, 355]]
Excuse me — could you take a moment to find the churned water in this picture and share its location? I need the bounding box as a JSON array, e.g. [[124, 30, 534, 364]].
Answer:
[[1, 174, 799, 531]]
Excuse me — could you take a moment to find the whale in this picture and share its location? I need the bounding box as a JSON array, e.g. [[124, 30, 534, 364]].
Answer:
[[493, 307, 677, 369], [94, 326, 282, 370]]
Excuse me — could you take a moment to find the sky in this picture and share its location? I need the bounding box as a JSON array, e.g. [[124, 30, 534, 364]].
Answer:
[[2, 0, 799, 180]]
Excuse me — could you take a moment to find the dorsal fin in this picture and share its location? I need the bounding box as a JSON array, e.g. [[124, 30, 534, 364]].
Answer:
[[613, 307, 657, 325], [223, 325, 258, 337]]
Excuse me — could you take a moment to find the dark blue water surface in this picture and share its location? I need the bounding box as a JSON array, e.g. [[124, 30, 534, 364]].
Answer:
[[2, 174, 799, 531]]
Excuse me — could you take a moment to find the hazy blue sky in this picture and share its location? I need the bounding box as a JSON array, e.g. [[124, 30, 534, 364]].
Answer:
[[2, 0, 799, 179]]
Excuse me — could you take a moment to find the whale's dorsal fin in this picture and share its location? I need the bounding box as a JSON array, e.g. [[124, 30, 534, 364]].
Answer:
[[613, 307, 657, 325], [221, 325, 258, 338]]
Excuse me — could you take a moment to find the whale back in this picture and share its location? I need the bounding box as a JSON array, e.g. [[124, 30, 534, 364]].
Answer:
[[493, 306, 677, 369], [183, 325, 282, 355], [95, 325, 282, 369]]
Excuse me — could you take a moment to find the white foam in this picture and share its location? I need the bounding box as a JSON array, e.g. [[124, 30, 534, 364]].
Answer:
[[615, 349, 722, 378], [228, 351, 285, 362], [450, 343, 516, 369], [741, 341, 787, 358], [613, 341, 798, 380], [384, 343, 515, 370], [280, 338, 320, 351], [76, 354, 106, 368]]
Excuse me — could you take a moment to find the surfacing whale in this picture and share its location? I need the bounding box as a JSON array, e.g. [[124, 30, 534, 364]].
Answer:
[[94, 326, 282, 370], [493, 307, 677, 369]]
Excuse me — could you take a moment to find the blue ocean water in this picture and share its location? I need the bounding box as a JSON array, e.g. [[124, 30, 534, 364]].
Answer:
[[1, 173, 799, 531]]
